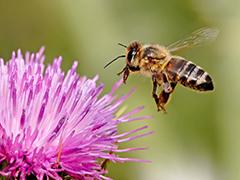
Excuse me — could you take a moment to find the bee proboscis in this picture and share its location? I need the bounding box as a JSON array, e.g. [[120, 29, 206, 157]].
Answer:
[[104, 27, 219, 112]]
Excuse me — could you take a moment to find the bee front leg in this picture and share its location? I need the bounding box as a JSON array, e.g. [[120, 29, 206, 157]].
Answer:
[[117, 66, 130, 84], [123, 68, 130, 84]]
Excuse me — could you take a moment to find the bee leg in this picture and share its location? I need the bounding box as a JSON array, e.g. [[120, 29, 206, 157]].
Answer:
[[117, 66, 126, 76], [123, 68, 130, 84], [159, 82, 177, 112], [117, 66, 129, 84], [152, 75, 160, 111], [158, 90, 170, 113], [162, 73, 173, 92], [156, 73, 177, 112]]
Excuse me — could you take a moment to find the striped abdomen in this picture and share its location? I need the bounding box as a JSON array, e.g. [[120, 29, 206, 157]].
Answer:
[[165, 57, 214, 91]]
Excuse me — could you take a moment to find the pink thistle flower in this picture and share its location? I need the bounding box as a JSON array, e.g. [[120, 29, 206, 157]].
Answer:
[[0, 47, 152, 180]]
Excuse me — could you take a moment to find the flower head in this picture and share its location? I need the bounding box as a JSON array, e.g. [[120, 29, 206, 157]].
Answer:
[[0, 48, 151, 179]]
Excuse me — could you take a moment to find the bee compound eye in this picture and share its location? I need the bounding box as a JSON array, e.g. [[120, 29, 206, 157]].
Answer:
[[127, 49, 136, 63]]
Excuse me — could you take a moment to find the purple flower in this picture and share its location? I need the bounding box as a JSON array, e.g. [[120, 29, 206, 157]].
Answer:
[[0, 47, 152, 179]]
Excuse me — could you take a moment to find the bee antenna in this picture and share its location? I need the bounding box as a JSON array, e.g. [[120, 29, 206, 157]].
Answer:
[[104, 55, 126, 69], [118, 43, 127, 48]]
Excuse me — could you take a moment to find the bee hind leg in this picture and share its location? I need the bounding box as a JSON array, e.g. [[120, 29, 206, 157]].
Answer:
[[152, 75, 161, 111], [158, 90, 170, 113], [152, 73, 177, 112], [158, 82, 177, 113]]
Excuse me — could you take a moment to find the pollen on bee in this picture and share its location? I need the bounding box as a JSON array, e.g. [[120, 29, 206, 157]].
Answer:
[[144, 59, 149, 63]]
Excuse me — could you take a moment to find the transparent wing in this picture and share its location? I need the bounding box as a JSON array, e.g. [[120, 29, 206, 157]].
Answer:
[[167, 27, 219, 53]]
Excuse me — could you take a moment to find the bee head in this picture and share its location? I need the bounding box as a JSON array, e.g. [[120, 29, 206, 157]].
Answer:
[[104, 41, 141, 70], [126, 41, 141, 67]]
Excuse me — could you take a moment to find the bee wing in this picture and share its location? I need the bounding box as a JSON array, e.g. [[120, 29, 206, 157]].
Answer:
[[167, 27, 219, 53]]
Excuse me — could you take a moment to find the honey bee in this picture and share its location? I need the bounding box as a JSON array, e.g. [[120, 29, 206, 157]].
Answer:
[[104, 27, 219, 112]]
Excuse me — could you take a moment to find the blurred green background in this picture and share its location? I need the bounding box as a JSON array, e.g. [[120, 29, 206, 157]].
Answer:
[[0, 0, 239, 180]]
